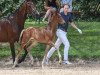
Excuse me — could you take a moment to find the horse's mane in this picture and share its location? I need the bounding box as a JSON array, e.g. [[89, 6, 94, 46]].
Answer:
[[8, 1, 25, 18], [0, 0, 36, 19], [8, 0, 36, 18], [13, 1, 25, 14]]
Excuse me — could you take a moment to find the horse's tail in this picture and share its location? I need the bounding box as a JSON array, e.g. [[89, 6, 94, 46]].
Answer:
[[19, 29, 25, 44]]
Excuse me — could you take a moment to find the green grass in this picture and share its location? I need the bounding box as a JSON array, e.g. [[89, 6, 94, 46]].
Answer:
[[68, 22, 100, 60], [0, 21, 100, 60]]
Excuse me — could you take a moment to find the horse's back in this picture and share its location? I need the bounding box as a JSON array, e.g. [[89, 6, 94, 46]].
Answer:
[[21, 27, 52, 44]]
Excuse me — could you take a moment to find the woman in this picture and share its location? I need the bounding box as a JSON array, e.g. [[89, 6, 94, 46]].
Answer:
[[46, 4, 82, 65], [42, 0, 60, 22]]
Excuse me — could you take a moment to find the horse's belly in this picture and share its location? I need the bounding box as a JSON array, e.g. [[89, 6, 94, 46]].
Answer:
[[0, 36, 8, 42], [35, 36, 50, 44], [0, 24, 9, 42], [0, 21, 18, 42], [0, 30, 8, 42]]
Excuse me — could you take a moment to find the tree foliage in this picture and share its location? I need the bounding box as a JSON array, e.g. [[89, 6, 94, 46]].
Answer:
[[73, 0, 100, 21], [0, 0, 100, 21]]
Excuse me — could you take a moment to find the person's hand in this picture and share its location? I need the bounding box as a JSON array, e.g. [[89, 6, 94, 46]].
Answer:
[[77, 28, 82, 34]]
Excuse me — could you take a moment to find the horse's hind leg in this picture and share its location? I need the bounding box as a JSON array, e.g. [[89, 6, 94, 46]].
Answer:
[[18, 39, 37, 65], [28, 52, 34, 66], [18, 46, 28, 64], [42, 45, 50, 67], [27, 41, 37, 66]]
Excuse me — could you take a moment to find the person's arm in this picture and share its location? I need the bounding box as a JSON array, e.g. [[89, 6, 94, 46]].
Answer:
[[68, 13, 82, 34], [70, 22, 82, 34]]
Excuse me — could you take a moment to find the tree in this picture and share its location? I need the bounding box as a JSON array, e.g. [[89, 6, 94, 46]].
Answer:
[[73, 0, 100, 21], [0, 0, 99, 21]]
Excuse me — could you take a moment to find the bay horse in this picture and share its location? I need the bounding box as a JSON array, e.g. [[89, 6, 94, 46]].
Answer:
[[0, 0, 39, 63], [12, 10, 65, 68]]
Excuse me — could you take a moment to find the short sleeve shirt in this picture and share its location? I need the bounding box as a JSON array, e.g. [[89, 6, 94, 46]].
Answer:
[[57, 12, 73, 32]]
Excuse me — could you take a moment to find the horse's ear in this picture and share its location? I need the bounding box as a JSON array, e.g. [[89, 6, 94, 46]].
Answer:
[[56, 10, 59, 14], [26, 0, 30, 2]]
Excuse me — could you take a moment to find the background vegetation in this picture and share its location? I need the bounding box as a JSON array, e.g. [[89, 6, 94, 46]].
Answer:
[[0, 21, 100, 61], [0, 0, 100, 21]]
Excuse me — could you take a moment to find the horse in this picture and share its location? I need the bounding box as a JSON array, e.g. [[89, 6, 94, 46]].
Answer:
[[0, 0, 39, 63], [12, 10, 65, 68]]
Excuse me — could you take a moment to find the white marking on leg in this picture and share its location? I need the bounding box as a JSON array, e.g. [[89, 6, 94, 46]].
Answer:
[[28, 52, 34, 65]]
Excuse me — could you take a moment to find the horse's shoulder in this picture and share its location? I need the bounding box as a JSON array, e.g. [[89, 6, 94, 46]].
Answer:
[[0, 18, 11, 26]]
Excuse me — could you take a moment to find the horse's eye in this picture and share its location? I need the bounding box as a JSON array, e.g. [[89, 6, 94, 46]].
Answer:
[[27, 2, 29, 4], [27, 2, 30, 5]]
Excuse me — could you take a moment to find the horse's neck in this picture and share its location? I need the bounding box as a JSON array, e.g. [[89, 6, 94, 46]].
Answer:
[[15, 7, 27, 26], [13, 3, 27, 33], [8, 3, 27, 35], [8, 3, 26, 29], [48, 21, 58, 34]]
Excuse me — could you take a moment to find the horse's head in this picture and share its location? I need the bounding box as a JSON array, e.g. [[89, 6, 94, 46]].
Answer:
[[25, 0, 39, 17], [49, 10, 65, 25]]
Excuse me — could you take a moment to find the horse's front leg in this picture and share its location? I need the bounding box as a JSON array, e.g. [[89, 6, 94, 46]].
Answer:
[[10, 42, 16, 64], [12, 47, 22, 68], [51, 42, 62, 64], [42, 45, 50, 67]]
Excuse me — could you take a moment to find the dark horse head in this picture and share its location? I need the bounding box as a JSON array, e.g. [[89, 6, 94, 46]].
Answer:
[[24, 0, 39, 16], [0, 0, 39, 63]]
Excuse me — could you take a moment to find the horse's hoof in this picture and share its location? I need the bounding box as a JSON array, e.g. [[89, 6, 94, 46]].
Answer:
[[12, 65, 15, 69], [12, 64, 19, 69], [42, 64, 45, 69], [59, 62, 62, 65], [15, 64, 19, 67], [59, 60, 62, 65], [30, 64, 33, 67]]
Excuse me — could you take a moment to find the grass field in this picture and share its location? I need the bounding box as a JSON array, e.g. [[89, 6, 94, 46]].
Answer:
[[0, 21, 100, 61]]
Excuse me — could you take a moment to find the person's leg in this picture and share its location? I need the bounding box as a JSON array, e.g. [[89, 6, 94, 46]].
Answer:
[[56, 29, 71, 64], [62, 34, 70, 62]]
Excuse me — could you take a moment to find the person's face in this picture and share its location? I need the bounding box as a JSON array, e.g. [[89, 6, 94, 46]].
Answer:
[[63, 5, 69, 13]]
